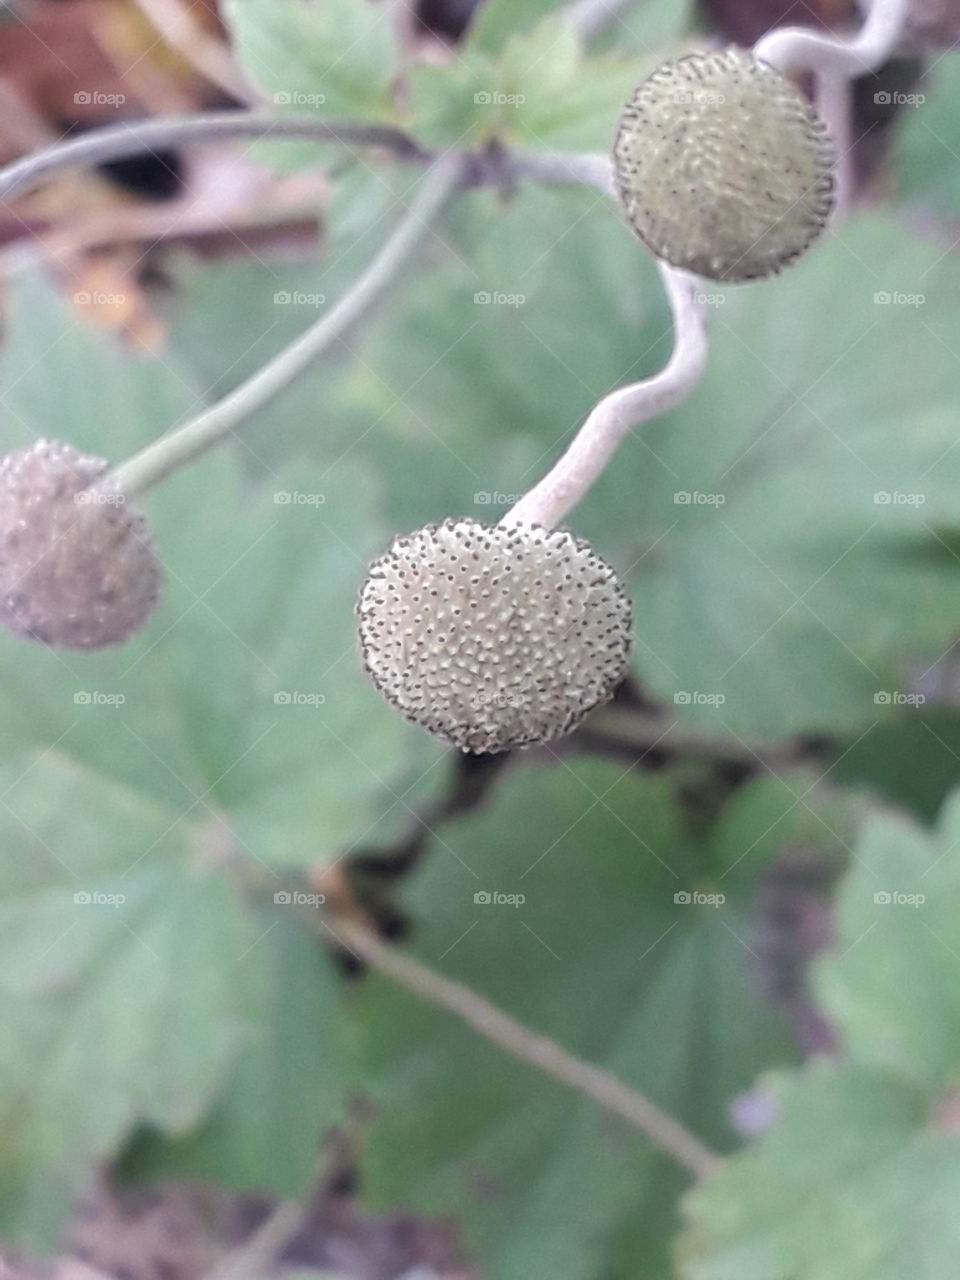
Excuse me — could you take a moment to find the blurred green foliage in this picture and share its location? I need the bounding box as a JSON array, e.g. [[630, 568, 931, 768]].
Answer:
[[2, 2, 960, 1277]]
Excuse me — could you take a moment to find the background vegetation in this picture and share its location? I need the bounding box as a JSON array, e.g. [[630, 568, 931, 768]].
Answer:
[[1, 0, 959, 1276]]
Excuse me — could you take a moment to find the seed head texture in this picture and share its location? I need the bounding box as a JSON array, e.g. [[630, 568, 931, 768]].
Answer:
[[357, 519, 633, 753], [614, 46, 835, 282], [0, 438, 163, 648]]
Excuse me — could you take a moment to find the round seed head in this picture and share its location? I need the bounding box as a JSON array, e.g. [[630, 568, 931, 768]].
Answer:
[[357, 518, 633, 754], [613, 46, 835, 282], [0, 438, 163, 649]]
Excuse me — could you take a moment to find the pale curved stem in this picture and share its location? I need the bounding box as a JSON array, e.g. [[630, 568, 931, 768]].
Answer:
[[755, 0, 908, 75], [332, 916, 719, 1179], [109, 151, 464, 494], [502, 263, 709, 530], [0, 110, 428, 205]]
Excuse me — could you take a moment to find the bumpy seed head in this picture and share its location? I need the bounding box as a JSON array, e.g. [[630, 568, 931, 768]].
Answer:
[[357, 518, 632, 754], [613, 46, 835, 282], [0, 438, 163, 649]]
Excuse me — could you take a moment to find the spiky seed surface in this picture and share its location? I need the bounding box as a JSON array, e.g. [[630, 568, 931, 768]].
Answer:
[[0, 438, 163, 649], [357, 518, 633, 754], [613, 46, 835, 282]]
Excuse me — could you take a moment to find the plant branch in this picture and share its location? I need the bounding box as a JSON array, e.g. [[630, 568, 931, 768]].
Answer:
[[0, 110, 429, 206], [331, 915, 719, 1179], [755, 0, 908, 74], [503, 262, 709, 530], [512, 148, 614, 196], [109, 150, 464, 494]]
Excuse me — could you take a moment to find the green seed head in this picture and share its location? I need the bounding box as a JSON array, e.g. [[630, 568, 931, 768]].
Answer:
[[0, 438, 163, 649], [357, 518, 632, 754], [613, 46, 835, 282]]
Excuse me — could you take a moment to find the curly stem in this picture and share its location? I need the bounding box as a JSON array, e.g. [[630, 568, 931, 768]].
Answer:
[[110, 150, 463, 494], [502, 262, 709, 530], [756, 0, 908, 74], [0, 110, 429, 205]]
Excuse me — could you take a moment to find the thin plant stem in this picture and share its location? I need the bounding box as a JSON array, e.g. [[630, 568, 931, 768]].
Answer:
[[0, 111, 429, 205], [109, 151, 464, 494], [502, 262, 709, 530], [331, 916, 720, 1179], [755, 0, 908, 74], [512, 149, 614, 196]]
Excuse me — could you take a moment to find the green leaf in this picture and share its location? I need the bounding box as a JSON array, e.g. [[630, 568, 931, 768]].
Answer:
[[596, 0, 692, 52], [895, 54, 960, 216], [681, 1061, 960, 1280], [0, 756, 260, 1243], [492, 18, 642, 152], [0, 269, 444, 862], [467, 0, 568, 53], [223, 0, 394, 120], [833, 707, 960, 823], [468, 0, 691, 60], [120, 913, 343, 1196], [0, 270, 433, 1240], [681, 791, 960, 1279], [615, 214, 960, 737], [354, 759, 858, 1279], [817, 792, 960, 1089], [408, 15, 645, 152]]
